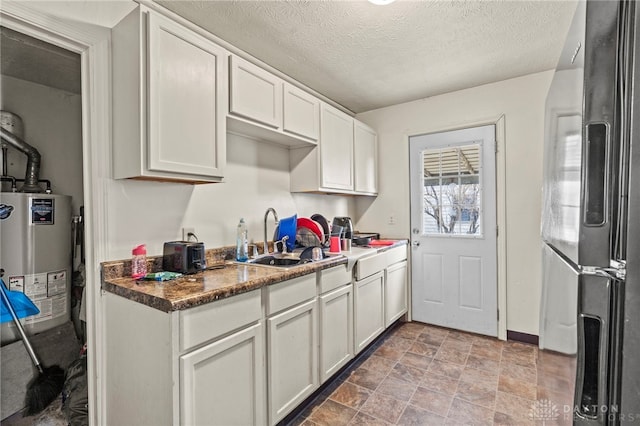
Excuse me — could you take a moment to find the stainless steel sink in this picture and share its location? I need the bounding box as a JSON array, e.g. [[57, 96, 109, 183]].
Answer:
[[241, 253, 311, 269], [237, 251, 344, 269], [249, 255, 310, 267]]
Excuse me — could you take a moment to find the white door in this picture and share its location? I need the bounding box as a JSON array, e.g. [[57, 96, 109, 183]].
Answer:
[[409, 125, 498, 336]]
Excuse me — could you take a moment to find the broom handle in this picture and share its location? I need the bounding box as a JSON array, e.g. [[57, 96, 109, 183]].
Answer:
[[0, 280, 44, 373]]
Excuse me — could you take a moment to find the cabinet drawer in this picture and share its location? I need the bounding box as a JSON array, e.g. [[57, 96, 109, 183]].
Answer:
[[266, 273, 316, 315], [386, 245, 407, 266], [179, 289, 261, 351], [319, 264, 352, 294], [355, 252, 386, 281]]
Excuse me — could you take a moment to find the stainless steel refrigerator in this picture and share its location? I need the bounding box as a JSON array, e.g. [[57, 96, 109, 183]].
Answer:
[[540, 0, 640, 424]]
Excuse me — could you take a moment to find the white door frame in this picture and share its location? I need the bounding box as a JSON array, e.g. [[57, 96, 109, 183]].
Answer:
[[0, 3, 111, 424], [406, 116, 507, 340]]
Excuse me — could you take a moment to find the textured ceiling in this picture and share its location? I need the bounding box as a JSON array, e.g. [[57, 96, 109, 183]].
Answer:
[[157, 0, 578, 113], [0, 26, 81, 94]]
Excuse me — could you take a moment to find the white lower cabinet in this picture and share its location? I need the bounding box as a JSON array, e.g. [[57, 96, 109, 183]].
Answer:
[[319, 284, 353, 382], [104, 250, 407, 425], [267, 298, 318, 425], [103, 289, 264, 426], [180, 322, 265, 425], [354, 271, 385, 353], [385, 260, 408, 327]]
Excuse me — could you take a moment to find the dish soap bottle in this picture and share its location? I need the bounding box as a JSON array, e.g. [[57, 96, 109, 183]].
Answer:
[[131, 244, 147, 279], [236, 218, 248, 262]]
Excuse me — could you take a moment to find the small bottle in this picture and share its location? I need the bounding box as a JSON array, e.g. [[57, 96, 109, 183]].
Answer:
[[132, 244, 147, 279], [236, 218, 248, 262]]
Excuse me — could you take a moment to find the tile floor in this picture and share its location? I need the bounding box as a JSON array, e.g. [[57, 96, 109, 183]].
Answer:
[[288, 321, 576, 425]]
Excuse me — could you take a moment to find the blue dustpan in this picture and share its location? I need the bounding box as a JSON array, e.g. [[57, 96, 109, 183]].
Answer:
[[0, 278, 40, 323]]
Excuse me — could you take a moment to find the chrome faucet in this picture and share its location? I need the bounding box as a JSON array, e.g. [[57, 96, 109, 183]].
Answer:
[[276, 235, 289, 254], [263, 208, 279, 255]]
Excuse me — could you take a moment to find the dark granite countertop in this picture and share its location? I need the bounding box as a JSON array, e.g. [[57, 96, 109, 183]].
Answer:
[[101, 241, 407, 312]]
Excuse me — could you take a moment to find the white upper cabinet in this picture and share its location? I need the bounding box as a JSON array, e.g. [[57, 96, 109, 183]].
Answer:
[[112, 6, 227, 183], [354, 121, 378, 195], [283, 83, 320, 141], [290, 103, 377, 195], [111, 5, 374, 192], [228, 56, 318, 147], [320, 104, 355, 191], [229, 55, 282, 128]]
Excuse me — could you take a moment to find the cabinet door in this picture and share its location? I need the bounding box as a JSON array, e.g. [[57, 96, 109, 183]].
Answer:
[[147, 12, 226, 177], [267, 299, 318, 425], [230, 56, 282, 128], [319, 285, 353, 382], [283, 83, 320, 141], [385, 261, 408, 327], [354, 120, 378, 194], [180, 322, 265, 426], [320, 104, 354, 191], [354, 271, 385, 353]]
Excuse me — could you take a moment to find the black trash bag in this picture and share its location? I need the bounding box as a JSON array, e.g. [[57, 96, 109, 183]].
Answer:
[[62, 351, 88, 426]]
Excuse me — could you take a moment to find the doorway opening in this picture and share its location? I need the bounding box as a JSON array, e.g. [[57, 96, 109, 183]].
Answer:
[[409, 125, 498, 337], [1, 26, 85, 421]]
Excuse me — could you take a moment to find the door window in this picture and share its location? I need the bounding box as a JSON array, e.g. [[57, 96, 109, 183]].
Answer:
[[422, 144, 483, 236]]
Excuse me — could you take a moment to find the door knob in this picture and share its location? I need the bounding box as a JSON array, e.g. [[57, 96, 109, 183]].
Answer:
[[412, 241, 420, 247]]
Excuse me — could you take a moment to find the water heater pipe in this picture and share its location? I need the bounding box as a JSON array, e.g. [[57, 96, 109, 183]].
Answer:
[[0, 127, 42, 193], [2, 145, 7, 176]]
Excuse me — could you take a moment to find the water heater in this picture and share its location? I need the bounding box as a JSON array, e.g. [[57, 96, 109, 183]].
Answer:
[[0, 192, 72, 345]]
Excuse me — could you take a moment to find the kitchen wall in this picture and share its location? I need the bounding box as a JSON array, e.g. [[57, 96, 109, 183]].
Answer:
[[7, 0, 552, 337], [354, 71, 553, 336], [104, 133, 355, 259], [0, 75, 84, 215]]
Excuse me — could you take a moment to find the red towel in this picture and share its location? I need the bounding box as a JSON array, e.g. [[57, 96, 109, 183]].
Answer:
[[368, 240, 395, 246]]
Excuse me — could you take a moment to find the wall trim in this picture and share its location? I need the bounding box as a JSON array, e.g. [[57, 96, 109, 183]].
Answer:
[[405, 114, 508, 340], [507, 330, 540, 345], [495, 115, 507, 340], [0, 4, 111, 424]]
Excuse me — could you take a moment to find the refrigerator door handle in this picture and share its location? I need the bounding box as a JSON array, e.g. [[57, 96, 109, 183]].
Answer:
[[583, 122, 610, 227]]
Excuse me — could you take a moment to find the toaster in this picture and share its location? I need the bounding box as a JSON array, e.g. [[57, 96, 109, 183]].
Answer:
[[163, 241, 206, 274]]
